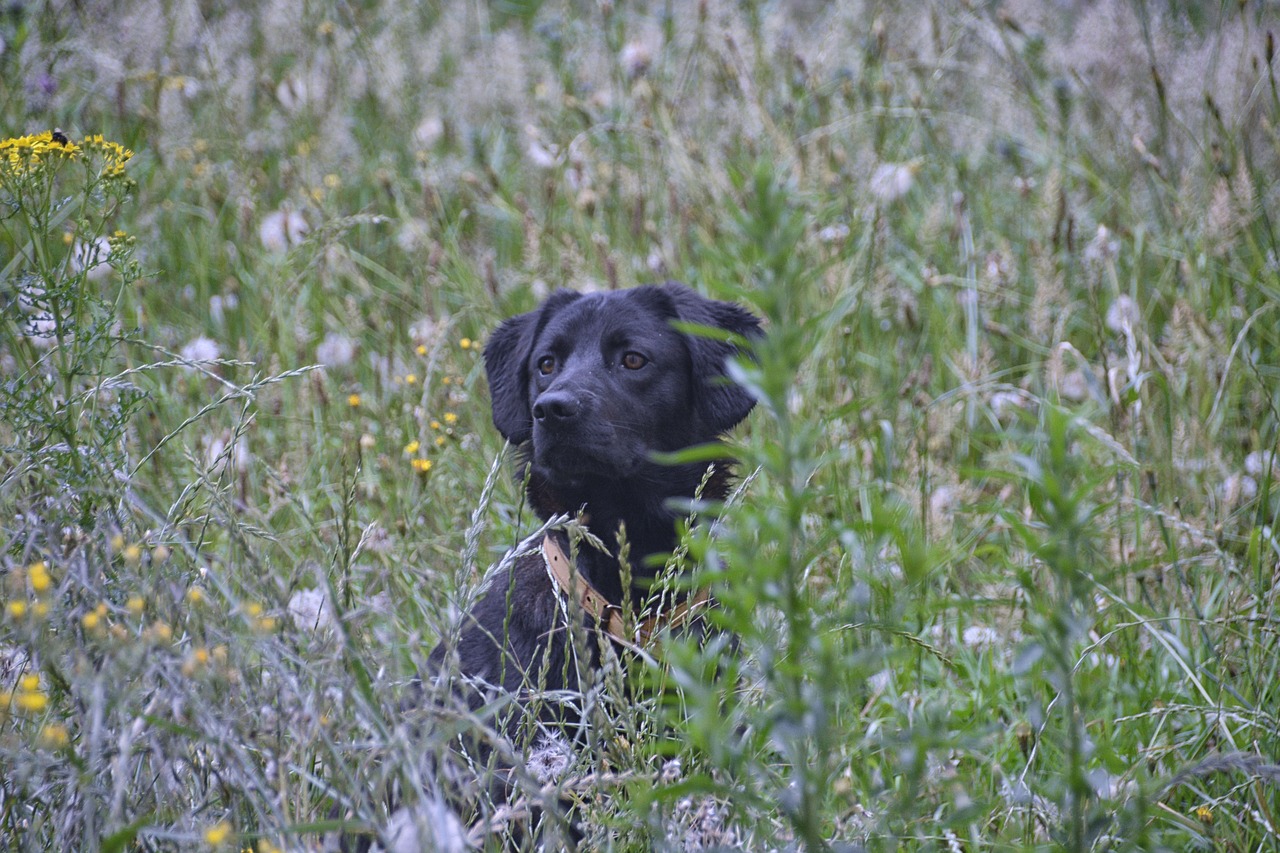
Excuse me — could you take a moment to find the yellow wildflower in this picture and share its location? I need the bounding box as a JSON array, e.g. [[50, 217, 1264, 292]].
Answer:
[[416, 344, 427, 356], [347, 393, 361, 407], [147, 620, 173, 643], [20, 674, 39, 692], [435, 435, 447, 448], [5, 601, 26, 619], [110, 533, 125, 552], [411, 458, 433, 474], [82, 610, 101, 630], [429, 420, 441, 430], [443, 412, 458, 426], [29, 561, 50, 592], [17, 691, 47, 712], [153, 544, 171, 562], [403, 440, 420, 455], [187, 586, 206, 605], [203, 820, 233, 846], [460, 337, 472, 349], [1195, 805, 1213, 825], [404, 373, 417, 385], [32, 602, 49, 618], [39, 723, 70, 748], [122, 544, 142, 564]]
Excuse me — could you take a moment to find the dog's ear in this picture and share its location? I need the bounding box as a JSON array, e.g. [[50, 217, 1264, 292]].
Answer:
[[484, 290, 581, 444], [659, 282, 763, 435]]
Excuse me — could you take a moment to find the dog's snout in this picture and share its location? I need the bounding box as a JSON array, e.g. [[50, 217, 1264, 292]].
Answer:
[[533, 391, 580, 424]]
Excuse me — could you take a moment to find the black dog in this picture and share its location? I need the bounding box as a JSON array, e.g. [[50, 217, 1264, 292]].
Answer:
[[428, 282, 761, 735]]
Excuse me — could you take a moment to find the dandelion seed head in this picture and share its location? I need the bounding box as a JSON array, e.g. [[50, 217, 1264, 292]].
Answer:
[[259, 208, 309, 253], [414, 115, 444, 149], [315, 332, 355, 368], [1244, 450, 1276, 479], [288, 588, 335, 634], [869, 161, 917, 202], [961, 625, 1002, 650], [180, 336, 221, 364], [526, 733, 572, 782], [1105, 294, 1139, 334]]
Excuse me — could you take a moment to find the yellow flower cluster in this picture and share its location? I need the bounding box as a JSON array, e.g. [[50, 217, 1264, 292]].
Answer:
[[0, 131, 80, 179], [0, 131, 133, 182], [79, 133, 134, 179], [1, 673, 49, 715], [4, 560, 54, 621]]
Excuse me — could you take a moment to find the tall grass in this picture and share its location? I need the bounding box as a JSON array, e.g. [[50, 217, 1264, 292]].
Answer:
[[2, 1, 1279, 850]]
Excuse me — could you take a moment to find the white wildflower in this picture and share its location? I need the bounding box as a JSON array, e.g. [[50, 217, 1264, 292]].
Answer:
[[180, 336, 221, 364], [259, 208, 309, 253], [1105, 294, 1139, 333], [71, 237, 113, 282], [869, 162, 917, 202], [315, 332, 355, 368], [288, 588, 335, 634]]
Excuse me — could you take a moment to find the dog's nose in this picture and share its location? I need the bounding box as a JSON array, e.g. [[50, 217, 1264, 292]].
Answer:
[[533, 391, 579, 424]]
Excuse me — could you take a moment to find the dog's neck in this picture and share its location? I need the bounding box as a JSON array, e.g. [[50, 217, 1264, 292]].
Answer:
[[527, 462, 732, 608]]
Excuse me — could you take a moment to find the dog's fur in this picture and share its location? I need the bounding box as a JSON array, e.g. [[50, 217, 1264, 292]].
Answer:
[[428, 282, 761, 728]]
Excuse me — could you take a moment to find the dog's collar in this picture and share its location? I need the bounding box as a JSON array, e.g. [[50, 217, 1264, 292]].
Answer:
[[541, 534, 712, 646]]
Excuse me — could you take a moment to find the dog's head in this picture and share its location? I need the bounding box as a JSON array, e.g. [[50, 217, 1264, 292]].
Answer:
[[483, 283, 761, 488]]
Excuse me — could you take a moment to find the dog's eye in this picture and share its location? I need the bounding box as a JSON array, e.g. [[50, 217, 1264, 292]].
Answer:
[[621, 351, 648, 370], [537, 355, 556, 376]]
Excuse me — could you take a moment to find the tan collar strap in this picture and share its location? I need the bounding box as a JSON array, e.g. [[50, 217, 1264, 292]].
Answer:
[[541, 534, 712, 646]]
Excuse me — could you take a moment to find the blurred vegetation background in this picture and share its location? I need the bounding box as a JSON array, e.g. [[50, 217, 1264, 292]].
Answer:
[[1, 1, 1278, 850]]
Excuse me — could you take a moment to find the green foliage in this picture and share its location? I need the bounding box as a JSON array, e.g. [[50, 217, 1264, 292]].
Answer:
[[2, 2, 1280, 851]]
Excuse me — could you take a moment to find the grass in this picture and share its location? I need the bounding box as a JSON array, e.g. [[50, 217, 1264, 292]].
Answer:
[[2, 1, 1279, 850]]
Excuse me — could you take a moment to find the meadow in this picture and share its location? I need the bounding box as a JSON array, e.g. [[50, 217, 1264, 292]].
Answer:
[[2, 1, 1279, 850]]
